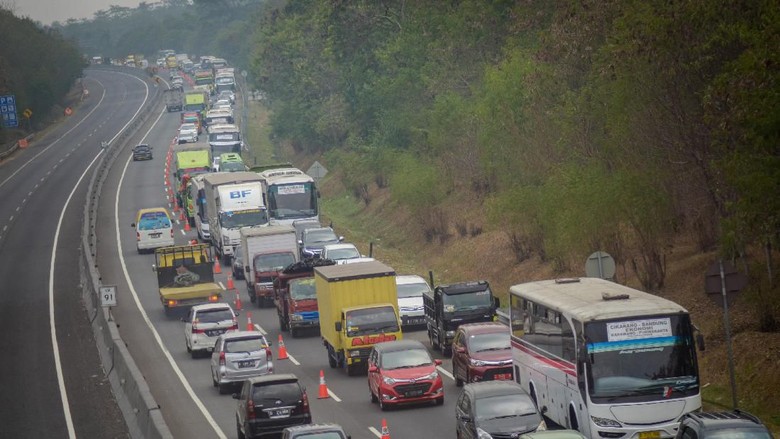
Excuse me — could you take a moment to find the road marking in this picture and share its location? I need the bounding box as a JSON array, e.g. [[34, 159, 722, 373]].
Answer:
[[115, 103, 227, 439], [2, 225, 6, 231], [50, 148, 106, 439], [180, 229, 186, 236], [22, 198, 26, 203], [15, 206, 19, 212], [368, 426, 382, 438], [437, 365, 454, 380], [9, 215, 13, 221], [28, 191, 32, 196], [218, 282, 225, 290], [327, 388, 341, 402], [286, 353, 300, 366], [253, 324, 267, 335]]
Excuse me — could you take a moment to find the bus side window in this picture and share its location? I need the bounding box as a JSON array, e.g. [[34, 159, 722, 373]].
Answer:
[[509, 294, 527, 338]]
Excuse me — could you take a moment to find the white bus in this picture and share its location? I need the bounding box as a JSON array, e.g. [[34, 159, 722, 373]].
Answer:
[[509, 277, 701, 439]]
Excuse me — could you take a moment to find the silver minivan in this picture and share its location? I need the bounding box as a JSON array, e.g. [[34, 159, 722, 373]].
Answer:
[[210, 331, 273, 394]]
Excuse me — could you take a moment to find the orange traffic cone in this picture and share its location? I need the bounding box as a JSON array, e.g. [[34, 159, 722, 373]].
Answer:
[[227, 275, 235, 290], [246, 312, 254, 331], [277, 334, 288, 360], [213, 260, 222, 274], [179, 209, 185, 221], [380, 418, 391, 439], [318, 370, 329, 399], [234, 289, 242, 311], [184, 220, 191, 232]]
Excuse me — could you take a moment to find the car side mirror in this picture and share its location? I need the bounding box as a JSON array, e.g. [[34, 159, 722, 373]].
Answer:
[[151, 264, 157, 272], [231, 393, 240, 400], [130, 223, 136, 228], [335, 321, 342, 332], [434, 359, 442, 366], [494, 297, 500, 308], [455, 346, 466, 354], [297, 240, 303, 246], [234, 312, 240, 317], [338, 236, 344, 242], [368, 365, 378, 373], [459, 414, 472, 423]]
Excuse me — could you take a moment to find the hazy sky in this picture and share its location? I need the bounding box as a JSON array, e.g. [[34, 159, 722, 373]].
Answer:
[[10, 0, 143, 25]]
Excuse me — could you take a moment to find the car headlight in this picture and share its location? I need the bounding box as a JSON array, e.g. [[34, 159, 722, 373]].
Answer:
[[421, 371, 439, 381], [223, 236, 230, 245], [382, 376, 396, 385], [591, 416, 622, 428], [476, 428, 493, 439], [347, 350, 360, 358], [446, 330, 456, 337], [290, 314, 303, 321], [469, 358, 486, 367]]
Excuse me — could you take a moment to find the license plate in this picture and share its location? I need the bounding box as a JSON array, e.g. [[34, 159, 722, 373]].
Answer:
[[639, 431, 661, 439], [268, 408, 290, 418], [494, 373, 511, 380], [206, 329, 225, 337], [236, 360, 254, 368], [405, 390, 423, 397], [150, 233, 161, 238]]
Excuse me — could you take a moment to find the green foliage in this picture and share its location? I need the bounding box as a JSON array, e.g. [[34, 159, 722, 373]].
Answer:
[[389, 151, 446, 217]]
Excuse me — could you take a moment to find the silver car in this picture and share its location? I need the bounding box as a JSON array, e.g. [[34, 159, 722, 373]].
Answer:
[[210, 331, 273, 394]]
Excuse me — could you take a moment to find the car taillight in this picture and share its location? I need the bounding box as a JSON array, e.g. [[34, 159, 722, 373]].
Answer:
[[136, 232, 140, 241], [230, 318, 238, 331], [219, 351, 226, 366], [208, 294, 219, 302], [170, 229, 174, 238], [247, 399, 255, 420], [302, 391, 309, 410], [266, 348, 272, 362], [167, 299, 177, 307], [192, 324, 205, 334]]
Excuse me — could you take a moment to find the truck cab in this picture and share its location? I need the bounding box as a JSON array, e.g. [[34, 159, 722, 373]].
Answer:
[[274, 259, 335, 337], [423, 280, 499, 355]]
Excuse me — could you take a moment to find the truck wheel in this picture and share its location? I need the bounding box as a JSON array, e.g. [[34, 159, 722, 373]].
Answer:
[[290, 327, 299, 338], [328, 354, 337, 369], [429, 330, 440, 351]]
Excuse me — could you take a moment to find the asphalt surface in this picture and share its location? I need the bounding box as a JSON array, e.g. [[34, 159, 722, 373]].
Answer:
[[0, 68, 149, 438], [91, 69, 465, 439]]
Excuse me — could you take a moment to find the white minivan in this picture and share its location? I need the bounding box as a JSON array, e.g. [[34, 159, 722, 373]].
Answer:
[[133, 208, 175, 253]]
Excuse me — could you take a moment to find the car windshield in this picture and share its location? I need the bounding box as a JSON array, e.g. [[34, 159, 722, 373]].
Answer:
[[289, 278, 316, 300], [224, 337, 267, 353], [475, 394, 537, 421], [469, 332, 510, 352], [291, 433, 345, 439], [705, 430, 772, 439], [381, 348, 432, 369], [195, 308, 233, 323], [255, 253, 296, 273], [305, 229, 338, 245], [180, 124, 196, 131], [134, 145, 150, 151], [326, 247, 360, 260], [396, 282, 429, 299], [443, 289, 493, 312], [251, 382, 300, 403], [138, 212, 170, 230]]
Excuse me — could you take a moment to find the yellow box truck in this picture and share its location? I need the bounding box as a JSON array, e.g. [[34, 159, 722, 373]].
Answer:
[[315, 261, 402, 376]]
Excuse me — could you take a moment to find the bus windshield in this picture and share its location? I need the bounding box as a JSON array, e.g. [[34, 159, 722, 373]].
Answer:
[[219, 209, 268, 229], [443, 289, 493, 312], [585, 314, 699, 403], [267, 182, 318, 220]]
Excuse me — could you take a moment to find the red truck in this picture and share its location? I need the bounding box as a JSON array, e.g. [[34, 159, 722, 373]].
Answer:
[[273, 259, 335, 337]]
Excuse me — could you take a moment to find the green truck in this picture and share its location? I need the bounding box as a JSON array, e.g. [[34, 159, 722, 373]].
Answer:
[[184, 91, 208, 118]]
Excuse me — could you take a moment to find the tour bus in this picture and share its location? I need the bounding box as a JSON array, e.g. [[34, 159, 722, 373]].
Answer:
[[509, 277, 701, 439]]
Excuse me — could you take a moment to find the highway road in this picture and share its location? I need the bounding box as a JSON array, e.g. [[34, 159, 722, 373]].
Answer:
[[94, 69, 462, 439], [0, 67, 151, 438]]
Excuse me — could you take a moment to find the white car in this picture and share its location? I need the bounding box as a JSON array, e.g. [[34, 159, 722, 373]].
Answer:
[[395, 275, 430, 328], [321, 243, 362, 264], [183, 303, 238, 358], [177, 123, 198, 143]]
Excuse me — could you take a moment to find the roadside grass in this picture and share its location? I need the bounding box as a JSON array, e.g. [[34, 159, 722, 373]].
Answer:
[[245, 101, 275, 166]]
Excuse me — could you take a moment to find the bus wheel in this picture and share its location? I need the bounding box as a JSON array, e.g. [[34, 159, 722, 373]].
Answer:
[[569, 405, 579, 431]]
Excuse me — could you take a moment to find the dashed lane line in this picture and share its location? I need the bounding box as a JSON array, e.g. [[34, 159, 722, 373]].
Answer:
[[437, 365, 454, 381]]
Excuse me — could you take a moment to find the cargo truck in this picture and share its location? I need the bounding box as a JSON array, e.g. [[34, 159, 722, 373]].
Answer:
[[203, 172, 268, 264], [240, 225, 299, 307], [423, 278, 500, 355], [154, 244, 222, 316], [163, 88, 184, 112], [183, 91, 208, 118], [172, 142, 211, 185], [315, 261, 402, 376], [274, 259, 335, 338]]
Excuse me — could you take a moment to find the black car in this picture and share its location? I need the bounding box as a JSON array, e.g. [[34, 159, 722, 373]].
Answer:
[[234, 374, 311, 439], [676, 410, 774, 439], [298, 227, 342, 259], [132, 144, 153, 161], [455, 381, 546, 439], [282, 423, 350, 439]]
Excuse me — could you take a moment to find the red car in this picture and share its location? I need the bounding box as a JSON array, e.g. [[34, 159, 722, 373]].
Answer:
[[451, 322, 513, 387], [368, 340, 444, 410]]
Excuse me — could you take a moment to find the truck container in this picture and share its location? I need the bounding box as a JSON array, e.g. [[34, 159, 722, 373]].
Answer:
[[240, 225, 298, 307], [315, 261, 402, 376], [163, 88, 184, 112], [274, 259, 336, 338], [154, 244, 222, 316], [423, 278, 499, 355], [203, 172, 268, 263]]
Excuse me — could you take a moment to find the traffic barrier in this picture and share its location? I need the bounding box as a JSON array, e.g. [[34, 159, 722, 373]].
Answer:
[[318, 370, 329, 399], [234, 289, 242, 311], [380, 418, 391, 439], [213, 260, 222, 274], [277, 334, 288, 360], [246, 312, 254, 331], [227, 275, 235, 290]]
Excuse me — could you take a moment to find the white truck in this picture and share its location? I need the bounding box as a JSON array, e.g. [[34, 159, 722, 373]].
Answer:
[[258, 167, 320, 226], [203, 172, 268, 263], [240, 225, 299, 307]]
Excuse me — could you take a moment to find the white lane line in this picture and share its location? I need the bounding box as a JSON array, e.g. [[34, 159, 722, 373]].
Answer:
[[22, 198, 26, 203], [9, 215, 13, 221], [115, 104, 228, 439], [437, 365, 454, 380], [0, 83, 106, 191], [180, 229, 186, 236], [28, 191, 32, 196], [15, 206, 19, 212], [218, 282, 225, 290], [327, 388, 341, 402], [253, 324, 267, 335], [2, 225, 6, 232], [50, 149, 106, 439], [368, 426, 382, 438], [286, 353, 300, 366]]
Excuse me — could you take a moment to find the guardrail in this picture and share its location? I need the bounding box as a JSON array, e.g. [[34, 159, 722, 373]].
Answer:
[[80, 65, 173, 439], [0, 133, 34, 161]]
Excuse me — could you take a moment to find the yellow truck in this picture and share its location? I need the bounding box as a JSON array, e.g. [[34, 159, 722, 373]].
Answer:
[[154, 244, 222, 316], [315, 261, 402, 376]]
